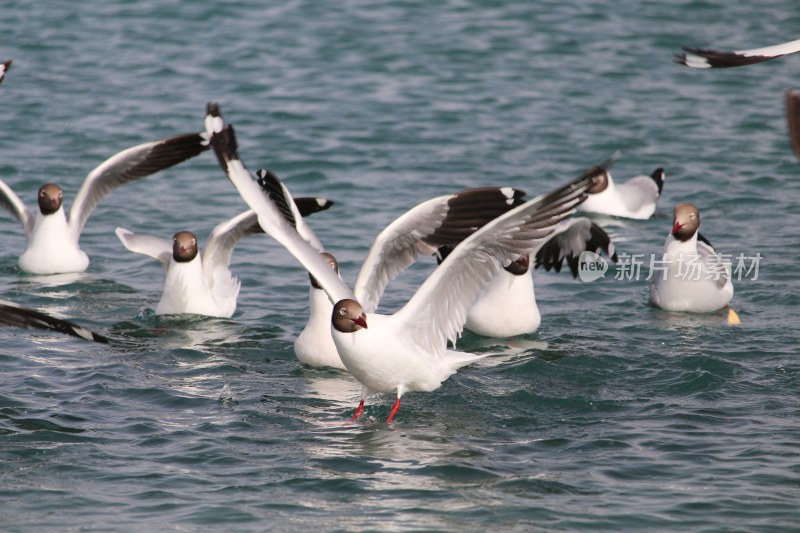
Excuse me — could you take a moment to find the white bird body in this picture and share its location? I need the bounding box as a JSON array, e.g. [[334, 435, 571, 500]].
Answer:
[[649, 232, 733, 313], [18, 206, 88, 274], [156, 253, 236, 317], [579, 170, 663, 220], [649, 203, 733, 313], [331, 312, 484, 395], [465, 268, 540, 338], [295, 287, 344, 369]]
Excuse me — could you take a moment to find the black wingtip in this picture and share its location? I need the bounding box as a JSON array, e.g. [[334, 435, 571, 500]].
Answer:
[[295, 197, 335, 217], [255, 169, 297, 228], [0, 301, 110, 343]]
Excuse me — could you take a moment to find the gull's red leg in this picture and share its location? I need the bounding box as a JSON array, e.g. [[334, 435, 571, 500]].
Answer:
[[351, 399, 365, 420], [385, 397, 401, 423]]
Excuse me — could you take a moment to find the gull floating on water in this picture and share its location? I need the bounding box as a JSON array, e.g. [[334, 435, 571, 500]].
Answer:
[[0, 299, 108, 343], [649, 203, 734, 313], [675, 37, 800, 68], [116, 181, 333, 318], [205, 102, 601, 422], [0, 132, 210, 274], [577, 153, 665, 220]]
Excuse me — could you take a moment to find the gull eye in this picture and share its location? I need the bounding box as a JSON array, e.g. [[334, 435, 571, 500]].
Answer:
[[339, 308, 347, 315]]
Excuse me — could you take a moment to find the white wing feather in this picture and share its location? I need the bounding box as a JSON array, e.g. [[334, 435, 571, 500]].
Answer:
[[354, 195, 450, 313], [205, 104, 354, 305], [115, 227, 172, 267], [69, 132, 210, 236], [394, 181, 592, 357], [0, 179, 33, 236]]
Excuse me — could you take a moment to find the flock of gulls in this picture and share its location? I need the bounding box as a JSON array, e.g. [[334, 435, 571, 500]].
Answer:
[[2, 37, 800, 421]]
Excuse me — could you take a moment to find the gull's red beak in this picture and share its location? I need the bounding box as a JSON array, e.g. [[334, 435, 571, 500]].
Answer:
[[353, 315, 368, 329], [672, 221, 683, 235]]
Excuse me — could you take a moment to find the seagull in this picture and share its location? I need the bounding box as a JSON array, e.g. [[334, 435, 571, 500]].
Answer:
[[0, 299, 108, 343], [576, 153, 665, 220], [291, 183, 534, 369], [0, 132, 210, 274], [205, 102, 601, 422], [675, 37, 800, 68], [437, 216, 617, 337], [0, 59, 11, 85], [116, 181, 333, 318], [649, 203, 734, 313]]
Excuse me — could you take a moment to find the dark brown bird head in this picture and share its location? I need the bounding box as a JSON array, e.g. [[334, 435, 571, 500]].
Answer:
[[172, 231, 198, 262], [37, 183, 63, 215], [671, 203, 700, 241], [332, 299, 368, 333]]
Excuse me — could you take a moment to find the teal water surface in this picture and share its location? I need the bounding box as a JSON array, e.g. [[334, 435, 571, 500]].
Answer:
[[2, 1, 800, 531]]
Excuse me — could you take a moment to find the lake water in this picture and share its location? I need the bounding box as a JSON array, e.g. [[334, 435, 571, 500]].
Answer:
[[2, 1, 799, 531]]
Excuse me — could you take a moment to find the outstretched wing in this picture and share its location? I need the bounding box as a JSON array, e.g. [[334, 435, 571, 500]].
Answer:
[[69, 132, 211, 235], [675, 37, 800, 68], [202, 209, 262, 277], [354, 187, 526, 313], [394, 171, 600, 357], [535, 217, 618, 277], [0, 299, 109, 343], [205, 102, 354, 304], [115, 227, 173, 267], [0, 179, 34, 236], [254, 169, 326, 252]]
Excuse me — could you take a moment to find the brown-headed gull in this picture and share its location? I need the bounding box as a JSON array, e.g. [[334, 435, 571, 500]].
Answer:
[[437, 215, 617, 337], [676, 37, 800, 69], [255, 162, 531, 368], [205, 102, 601, 422], [0, 299, 108, 343], [649, 203, 734, 313], [0, 132, 210, 274], [115, 184, 333, 318], [576, 153, 665, 220]]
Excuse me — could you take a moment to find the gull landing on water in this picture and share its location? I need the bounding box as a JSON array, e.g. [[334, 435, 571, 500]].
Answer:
[[576, 152, 665, 220], [675, 37, 800, 68], [0, 132, 210, 274], [254, 158, 536, 368], [0, 299, 108, 343], [116, 187, 333, 318], [648, 203, 734, 313], [205, 102, 601, 423]]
